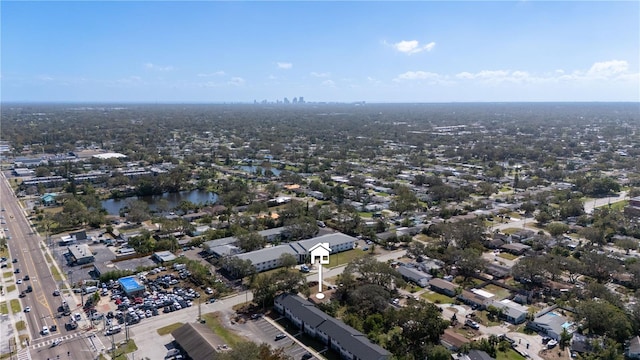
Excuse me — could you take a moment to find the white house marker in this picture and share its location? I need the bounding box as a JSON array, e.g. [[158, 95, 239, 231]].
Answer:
[[308, 242, 331, 299]]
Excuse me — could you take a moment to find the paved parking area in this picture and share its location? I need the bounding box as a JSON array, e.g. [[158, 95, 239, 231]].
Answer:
[[237, 316, 320, 360]]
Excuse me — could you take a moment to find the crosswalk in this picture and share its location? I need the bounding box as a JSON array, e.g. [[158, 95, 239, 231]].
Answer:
[[16, 348, 31, 360], [31, 332, 82, 349]]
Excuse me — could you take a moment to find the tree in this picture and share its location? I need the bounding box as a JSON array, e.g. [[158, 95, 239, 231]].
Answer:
[[615, 237, 638, 254], [344, 255, 404, 289], [236, 232, 266, 252], [389, 185, 419, 216], [126, 199, 151, 223], [559, 328, 573, 350], [546, 222, 569, 237], [284, 217, 319, 241], [581, 251, 620, 283], [224, 257, 255, 279], [576, 299, 633, 343], [450, 248, 486, 280], [279, 253, 297, 269], [511, 255, 547, 286]]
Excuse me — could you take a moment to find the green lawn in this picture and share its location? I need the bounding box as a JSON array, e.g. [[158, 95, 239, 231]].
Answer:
[[609, 200, 629, 211], [327, 249, 366, 268], [3, 272, 13, 278], [482, 284, 511, 299], [50, 265, 62, 281], [421, 291, 454, 304], [15, 320, 26, 331], [202, 312, 247, 347], [5, 285, 16, 293], [10, 299, 21, 313], [110, 339, 138, 360], [358, 212, 373, 218], [157, 322, 184, 336], [498, 252, 519, 261], [496, 349, 526, 360], [501, 228, 523, 235], [0, 301, 8, 314]]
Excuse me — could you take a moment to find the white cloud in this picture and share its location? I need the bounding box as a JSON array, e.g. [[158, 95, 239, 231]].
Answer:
[[38, 75, 54, 81], [228, 77, 245, 86], [197, 71, 226, 77], [587, 60, 629, 78], [277, 62, 293, 69], [144, 63, 174, 71], [394, 71, 442, 81], [310, 71, 330, 78], [391, 40, 436, 55]]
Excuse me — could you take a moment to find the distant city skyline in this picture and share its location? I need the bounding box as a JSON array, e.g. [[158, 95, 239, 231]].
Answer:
[[2, 1, 639, 103]]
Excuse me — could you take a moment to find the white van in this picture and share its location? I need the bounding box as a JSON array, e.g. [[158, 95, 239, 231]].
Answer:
[[82, 286, 98, 294]]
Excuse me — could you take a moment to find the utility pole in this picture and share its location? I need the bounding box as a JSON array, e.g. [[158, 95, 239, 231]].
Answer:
[[197, 298, 201, 322]]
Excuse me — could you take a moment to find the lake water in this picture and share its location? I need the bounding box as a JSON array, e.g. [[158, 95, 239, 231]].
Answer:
[[101, 190, 218, 215], [238, 165, 281, 176]]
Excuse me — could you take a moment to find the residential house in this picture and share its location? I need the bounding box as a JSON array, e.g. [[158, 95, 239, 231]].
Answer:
[[275, 293, 390, 360], [527, 312, 573, 340], [397, 265, 431, 288], [626, 335, 640, 359], [40, 193, 58, 206], [440, 329, 471, 351], [486, 299, 528, 324], [428, 278, 459, 297], [457, 290, 490, 310], [500, 243, 531, 255]]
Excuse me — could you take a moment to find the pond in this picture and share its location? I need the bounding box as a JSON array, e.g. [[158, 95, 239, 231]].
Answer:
[[237, 165, 281, 176], [101, 190, 218, 215]]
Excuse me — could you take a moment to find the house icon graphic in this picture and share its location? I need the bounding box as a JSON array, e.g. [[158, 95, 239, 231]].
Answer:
[[308, 242, 331, 299], [309, 242, 331, 265]]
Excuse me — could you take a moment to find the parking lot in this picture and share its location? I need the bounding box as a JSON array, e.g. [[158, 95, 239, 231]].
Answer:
[[236, 315, 320, 360]]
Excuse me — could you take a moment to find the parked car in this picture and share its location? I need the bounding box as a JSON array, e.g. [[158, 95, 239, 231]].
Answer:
[[465, 319, 480, 329], [52, 338, 62, 347], [275, 333, 286, 341]]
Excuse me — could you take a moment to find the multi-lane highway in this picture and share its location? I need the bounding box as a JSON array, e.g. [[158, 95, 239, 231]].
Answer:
[[1, 172, 94, 360]]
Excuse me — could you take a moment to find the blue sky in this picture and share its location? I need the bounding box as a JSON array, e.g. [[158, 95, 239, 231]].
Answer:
[[2, 1, 639, 103]]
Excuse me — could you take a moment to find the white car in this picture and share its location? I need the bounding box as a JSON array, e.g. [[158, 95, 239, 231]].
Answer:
[[24, 306, 31, 312], [52, 338, 62, 347], [41, 326, 49, 335], [16, 279, 22, 284]]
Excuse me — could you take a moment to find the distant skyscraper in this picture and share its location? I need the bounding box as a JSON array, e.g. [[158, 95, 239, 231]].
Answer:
[[292, 97, 298, 104], [299, 97, 304, 104], [283, 97, 290, 104]]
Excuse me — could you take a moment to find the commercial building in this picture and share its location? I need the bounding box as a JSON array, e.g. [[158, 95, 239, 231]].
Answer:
[[171, 322, 223, 360], [118, 276, 146, 297], [67, 244, 94, 265]]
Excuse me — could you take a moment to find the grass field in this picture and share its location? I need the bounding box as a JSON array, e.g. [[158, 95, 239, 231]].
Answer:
[[15, 320, 26, 331], [5, 285, 16, 293], [50, 265, 62, 281], [3, 272, 13, 278], [157, 322, 184, 336], [328, 249, 366, 268], [482, 284, 511, 299], [202, 312, 247, 347], [498, 252, 519, 261], [421, 291, 454, 304], [0, 301, 8, 314], [10, 299, 21, 313], [497, 349, 526, 360], [110, 339, 138, 360]]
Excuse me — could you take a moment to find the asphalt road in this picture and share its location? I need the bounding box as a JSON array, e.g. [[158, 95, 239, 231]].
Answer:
[[1, 172, 93, 360]]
